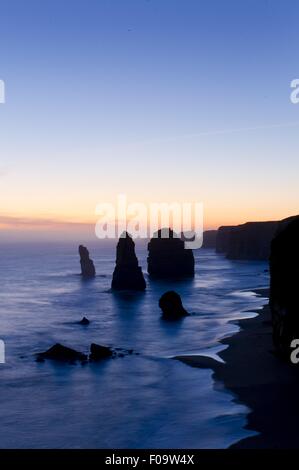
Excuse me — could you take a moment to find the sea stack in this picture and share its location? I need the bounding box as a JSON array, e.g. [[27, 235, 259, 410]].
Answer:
[[270, 215, 299, 358], [159, 291, 189, 319], [79, 245, 96, 278], [111, 232, 146, 291], [148, 228, 194, 279]]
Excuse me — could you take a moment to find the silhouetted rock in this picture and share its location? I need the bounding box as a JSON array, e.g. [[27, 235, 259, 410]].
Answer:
[[270, 215, 299, 358], [37, 343, 87, 362], [216, 222, 278, 260], [79, 316, 90, 325], [79, 245, 96, 278], [148, 228, 194, 278], [89, 343, 113, 361], [202, 230, 217, 249], [159, 291, 189, 319], [111, 232, 146, 291], [216, 226, 234, 253], [226, 221, 278, 260]]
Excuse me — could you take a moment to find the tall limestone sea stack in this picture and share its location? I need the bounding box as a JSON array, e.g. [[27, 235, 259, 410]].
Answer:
[[147, 228, 194, 279], [270, 215, 299, 358], [111, 232, 146, 291], [79, 245, 96, 278]]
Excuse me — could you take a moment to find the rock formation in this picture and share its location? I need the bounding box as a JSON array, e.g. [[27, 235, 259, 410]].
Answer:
[[37, 343, 87, 363], [89, 343, 113, 361], [215, 222, 278, 260], [226, 221, 278, 260], [159, 291, 189, 319], [216, 226, 234, 253], [202, 230, 217, 249], [111, 232, 146, 290], [148, 228, 194, 278], [270, 215, 299, 358], [79, 316, 90, 325], [79, 245, 96, 278]]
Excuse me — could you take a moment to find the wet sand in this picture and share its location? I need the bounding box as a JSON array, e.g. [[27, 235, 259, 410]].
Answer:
[[176, 288, 299, 448]]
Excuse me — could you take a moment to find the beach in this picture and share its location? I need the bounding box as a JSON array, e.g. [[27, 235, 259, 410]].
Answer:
[[176, 288, 299, 448]]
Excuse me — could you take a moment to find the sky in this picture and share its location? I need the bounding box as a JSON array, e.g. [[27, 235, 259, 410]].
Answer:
[[0, 0, 299, 241]]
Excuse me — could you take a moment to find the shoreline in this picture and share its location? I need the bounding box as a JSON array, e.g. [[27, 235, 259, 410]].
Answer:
[[176, 288, 299, 448]]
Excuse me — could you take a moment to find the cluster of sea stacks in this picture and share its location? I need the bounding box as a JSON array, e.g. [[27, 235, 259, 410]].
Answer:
[[77, 215, 299, 360], [79, 229, 195, 291]]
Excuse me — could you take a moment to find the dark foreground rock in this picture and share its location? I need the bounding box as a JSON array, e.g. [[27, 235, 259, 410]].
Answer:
[[159, 291, 189, 319], [148, 229, 194, 279], [270, 215, 299, 358], [111, 232, 146, 291], [79, 245, 96, 278], [37, 343, 87, 363], [89, 343, 113, 361], [79, 316, 90, 325], [37, 343, 136, 364]]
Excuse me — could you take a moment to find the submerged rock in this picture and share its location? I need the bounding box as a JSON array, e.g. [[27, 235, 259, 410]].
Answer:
[[89, 343, 113, 361], [37, 343, 87, 362], [148, 229, 194, 279], [159, 291, 189, 319], [270, 215, 299, 358], [111, 232, 146, 291], [79, 245, 96, 278], [79, 316, 90, 325]]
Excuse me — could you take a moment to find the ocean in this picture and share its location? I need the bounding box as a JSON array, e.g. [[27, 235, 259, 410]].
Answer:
[[0, 241, 269, 448]]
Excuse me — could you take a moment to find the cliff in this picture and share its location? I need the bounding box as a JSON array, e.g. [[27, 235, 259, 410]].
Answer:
[[226, 221, 278, 260], [216, 226, 234, 253], [270, 215, 299, 358], [202, 230, 217, 249]]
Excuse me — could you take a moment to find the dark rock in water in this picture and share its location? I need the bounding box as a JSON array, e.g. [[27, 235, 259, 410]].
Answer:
[[159, 291, 189, 319], [89, 343, 113, 361], [111, 232, 146, 291], [37, 343, 87, 362], [148, 228, 194, 279], [79, 245, 96, 278], [270, 215, 299, 358], [79, 316, 90, 325], [216, 226, 235, 253], [226, 221, 278, 261], [202, 230, 217, 249]]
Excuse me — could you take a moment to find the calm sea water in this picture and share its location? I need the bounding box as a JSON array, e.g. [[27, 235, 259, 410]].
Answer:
[[0, 241, 269, 448]]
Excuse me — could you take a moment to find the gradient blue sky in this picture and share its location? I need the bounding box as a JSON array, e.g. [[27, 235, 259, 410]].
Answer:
[[0, 0, 298, 239]]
